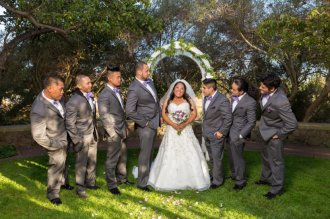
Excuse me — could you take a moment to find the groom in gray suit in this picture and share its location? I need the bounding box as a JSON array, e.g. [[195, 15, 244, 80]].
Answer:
[[202, 78, 232, 189], [228, 77, 257, 190], [126, 61, 161, 192], [257, 73, 297, 199], [30, 75, 69, 205], [98, 65, 133, 196], [66, 75, 99, 199]]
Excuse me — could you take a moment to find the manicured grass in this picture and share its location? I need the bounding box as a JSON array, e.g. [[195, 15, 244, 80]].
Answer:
[[0, 145, 17, 159], [0, 149, 329, 218]]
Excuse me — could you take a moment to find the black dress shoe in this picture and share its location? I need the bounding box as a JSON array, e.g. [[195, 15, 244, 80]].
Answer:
[[255, 180, 270, 186], [109, 187, 121, 195], [50, 198, 62, 205], [210, 183, 221, 189], [263, 189, 284, 200], [138, 186, 151, 192], [61, 184, 74, 190], [233, 183, 246, 191], [86, 185, 100, 190]]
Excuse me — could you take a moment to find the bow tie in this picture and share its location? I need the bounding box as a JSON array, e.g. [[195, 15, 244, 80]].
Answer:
[[205, 96, 213, 101], [53, 100, 59, 106], [262, 94, 270, 100], [143, 80, 150, 86], [86, 92, 94, 99], [113, 88, 120, 94], [232, 96, 239, 102]]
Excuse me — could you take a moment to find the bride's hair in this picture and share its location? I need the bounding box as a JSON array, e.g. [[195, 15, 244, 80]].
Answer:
[[165, 81, 193, 113]]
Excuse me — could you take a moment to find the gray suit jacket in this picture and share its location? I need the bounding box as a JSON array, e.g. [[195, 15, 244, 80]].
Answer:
[[259, 88, 298, 141], [125, 79, 161, 130], [202, 91, 232, 140], [229, 93, 257, 142], [65, 90, 98, 145], [98, 85, 128, 139], [30, 93, 68, 151]]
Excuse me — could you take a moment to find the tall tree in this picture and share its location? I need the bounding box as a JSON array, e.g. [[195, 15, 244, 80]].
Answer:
[[0, 0, 161, 73], [198, 0, 329, 121]]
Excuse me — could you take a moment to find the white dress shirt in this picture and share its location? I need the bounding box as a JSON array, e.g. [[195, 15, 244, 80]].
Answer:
[[107, 84, 124, 108], [82, 91, 95, 111], [42, 91, 65, 117], [205, 91, 217, 111], [232, 92, 246, 112], [136, 77, 157, 102], [262, 90, 276, 107], [232, 93, 246, 138]]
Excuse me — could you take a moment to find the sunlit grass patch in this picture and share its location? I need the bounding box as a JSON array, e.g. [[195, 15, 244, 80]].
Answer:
[[0, 149, 329, 218]]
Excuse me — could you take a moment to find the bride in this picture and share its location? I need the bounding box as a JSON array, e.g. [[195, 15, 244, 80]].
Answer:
[[148, 79, 210, 191]]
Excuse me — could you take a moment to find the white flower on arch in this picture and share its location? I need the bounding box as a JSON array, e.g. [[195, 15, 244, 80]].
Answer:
[[146, 40, 215, 80]]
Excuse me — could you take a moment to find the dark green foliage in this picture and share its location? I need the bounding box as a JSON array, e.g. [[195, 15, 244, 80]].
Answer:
[[0, 144, 17, 158]]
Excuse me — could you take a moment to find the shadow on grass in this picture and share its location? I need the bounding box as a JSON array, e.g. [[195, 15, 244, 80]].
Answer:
[[0, 148, 330, 218]]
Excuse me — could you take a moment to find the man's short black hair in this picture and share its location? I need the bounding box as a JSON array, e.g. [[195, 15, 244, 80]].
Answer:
[[106, 64, 120, 72], [202, 78, 217, 90], [232, 77, 249, 92], [43, 74, 63, 89], [260, 73, 281, 89], [135, 61, 148, 72], [106, 64, 120, 78]]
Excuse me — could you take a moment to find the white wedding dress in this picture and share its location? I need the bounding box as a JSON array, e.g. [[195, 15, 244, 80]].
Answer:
[[148, 102, 210, 191]]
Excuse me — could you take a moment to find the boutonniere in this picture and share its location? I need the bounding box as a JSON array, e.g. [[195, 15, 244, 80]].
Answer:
[[267, 107, 272, 113]]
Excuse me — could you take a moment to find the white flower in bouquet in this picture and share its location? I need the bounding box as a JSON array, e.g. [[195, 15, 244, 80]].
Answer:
[[170, 110, 189, 135]]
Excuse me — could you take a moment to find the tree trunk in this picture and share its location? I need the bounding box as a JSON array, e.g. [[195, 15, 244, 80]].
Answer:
[[0, 28, 52, 73], [283, 59, 299, 103], [303, 70, 330, 122], [289, 82, 299, 103]]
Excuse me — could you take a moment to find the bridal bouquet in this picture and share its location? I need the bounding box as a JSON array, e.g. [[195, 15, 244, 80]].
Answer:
[[170, 110, 189, 135]]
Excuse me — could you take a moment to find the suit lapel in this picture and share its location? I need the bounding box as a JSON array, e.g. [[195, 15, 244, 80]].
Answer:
[[149, 81, 159, 102], [59, 98, 66, 116], [232, 94, 246, 113], [136, 79, 157, 102], [202, 97, 206, 116], [261, 90, 279, 112], [205, 91, 219, 115], [76, 90, 93, 112], [106, 86, 124, 109], [262, 100, 271, 112], [262, 96, 271, 112], [41, 95, 64, 118], [259, 96, 264, 110]]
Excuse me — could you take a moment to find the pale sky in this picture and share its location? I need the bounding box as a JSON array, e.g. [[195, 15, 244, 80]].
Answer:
[[0, 6, 5, 31]]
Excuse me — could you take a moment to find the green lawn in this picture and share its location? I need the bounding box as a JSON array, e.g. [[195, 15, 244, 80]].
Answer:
[[0, 149, 329, 219]]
